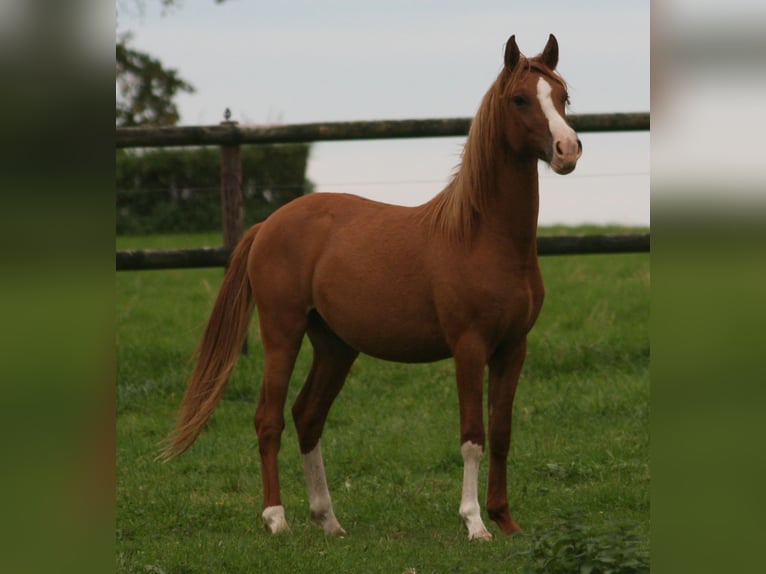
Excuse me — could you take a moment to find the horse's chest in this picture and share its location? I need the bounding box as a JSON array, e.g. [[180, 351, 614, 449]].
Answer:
[[502, 278, 544, 333], [432, 260, 543, 348], [464, 268, 544, 341]]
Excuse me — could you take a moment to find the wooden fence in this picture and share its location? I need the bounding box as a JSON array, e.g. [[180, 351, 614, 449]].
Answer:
[[116, 112, 649, 271], [116, 113, 648, 148]]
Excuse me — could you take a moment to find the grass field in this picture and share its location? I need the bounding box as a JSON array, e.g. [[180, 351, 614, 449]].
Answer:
[[116, 228, 649, 573]]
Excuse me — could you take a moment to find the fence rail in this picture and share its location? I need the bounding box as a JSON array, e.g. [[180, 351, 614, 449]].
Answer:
[[116, 112, 649, 270], [116, 233, 650, 271], [116, 112, 649, 148]]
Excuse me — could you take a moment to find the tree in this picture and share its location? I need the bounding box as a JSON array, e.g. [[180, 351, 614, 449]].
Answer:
[[115, 1, 228, 127], [116, 33, 195, 127]]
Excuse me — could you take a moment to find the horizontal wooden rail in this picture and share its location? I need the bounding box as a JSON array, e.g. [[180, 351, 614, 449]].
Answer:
[[116, 233, 649, 271], [117, 247, 230, 271], [116, 113, 649, 149], [536, 233, 650, 255]]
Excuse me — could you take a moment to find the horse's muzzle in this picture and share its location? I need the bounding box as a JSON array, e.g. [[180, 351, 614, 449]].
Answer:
[[550, 136, 582, 175]]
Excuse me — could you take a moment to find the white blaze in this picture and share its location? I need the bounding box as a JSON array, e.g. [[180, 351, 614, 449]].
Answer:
[[536, 76, 580, 174], [536, 76, 575, 145]]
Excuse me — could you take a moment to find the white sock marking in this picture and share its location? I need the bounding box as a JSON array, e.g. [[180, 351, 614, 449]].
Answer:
[[459, 441, 492, 541], [302, 440, 346, 535], [303, 441, 332, 515]]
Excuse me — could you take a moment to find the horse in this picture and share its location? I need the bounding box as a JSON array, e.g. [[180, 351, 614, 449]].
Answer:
[[158, 33, 582, 541]]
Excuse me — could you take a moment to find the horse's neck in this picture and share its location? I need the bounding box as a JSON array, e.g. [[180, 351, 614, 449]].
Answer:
[[468, 152, 541, 262], [423, 129, 541, 263]]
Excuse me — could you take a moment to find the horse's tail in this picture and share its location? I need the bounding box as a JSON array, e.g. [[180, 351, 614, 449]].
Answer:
[[157, 224, 261, 461]]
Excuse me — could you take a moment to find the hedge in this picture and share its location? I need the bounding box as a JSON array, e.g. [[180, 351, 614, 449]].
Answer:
[[116, 144, 312, 235]]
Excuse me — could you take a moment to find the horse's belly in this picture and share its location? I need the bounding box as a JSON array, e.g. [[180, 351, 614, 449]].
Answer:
[[315, 295, 451, 364], [337, 326, 452, 364], [350, 328, 451, 364]]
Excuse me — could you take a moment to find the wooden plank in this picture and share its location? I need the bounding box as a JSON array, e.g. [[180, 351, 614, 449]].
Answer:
[[116, 234, 649, 271], [537, 233, 650, 255], [115, 113, 649, 148], [116, 247, 231, 271]]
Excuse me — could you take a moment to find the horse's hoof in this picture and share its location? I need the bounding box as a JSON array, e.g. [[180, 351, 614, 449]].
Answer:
[[311, 510, 347, 537], [468, 529, 493, 542], [489, 507, 523, 536], [500, 520, 523, 536], [262, 505, 290, 534], [327, 524, 347, 537], [462, 507, 493, 541]]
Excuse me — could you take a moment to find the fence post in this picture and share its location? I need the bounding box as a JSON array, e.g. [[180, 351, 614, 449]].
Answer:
[[220, 108, 244, 249], [219, 108, 248, 355]]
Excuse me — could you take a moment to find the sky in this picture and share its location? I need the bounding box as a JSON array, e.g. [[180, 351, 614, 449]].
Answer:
[[117, 0, 650, 227]]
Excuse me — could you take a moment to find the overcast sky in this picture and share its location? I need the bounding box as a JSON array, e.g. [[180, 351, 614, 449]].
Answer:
[[118, 0, 650, 226]]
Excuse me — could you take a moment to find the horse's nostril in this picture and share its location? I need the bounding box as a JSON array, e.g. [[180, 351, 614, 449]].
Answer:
[[555, 141, 563, 156], [577, 139, 583, 153]]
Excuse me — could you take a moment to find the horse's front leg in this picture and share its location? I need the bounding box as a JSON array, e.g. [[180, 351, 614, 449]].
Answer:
[[486, 337, 527, 535], [453, 335, 493, 541]]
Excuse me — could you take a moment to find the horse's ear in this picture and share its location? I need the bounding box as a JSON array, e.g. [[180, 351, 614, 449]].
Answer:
[[542, 34, 559, 70], [504, 35, 520, 71]]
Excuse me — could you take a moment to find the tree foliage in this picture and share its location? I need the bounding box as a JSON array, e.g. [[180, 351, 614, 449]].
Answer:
[[116, 34, 195, 127], [115, 1, 229, 127]]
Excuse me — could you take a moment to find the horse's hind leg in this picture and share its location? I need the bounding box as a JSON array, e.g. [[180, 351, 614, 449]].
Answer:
[[292, 312, 358, 536], [486, 337, 526, 535], [254, 311, 306, 534]]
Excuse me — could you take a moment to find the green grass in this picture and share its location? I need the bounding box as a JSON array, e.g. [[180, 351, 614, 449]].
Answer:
[[116, 228, 649, 573]]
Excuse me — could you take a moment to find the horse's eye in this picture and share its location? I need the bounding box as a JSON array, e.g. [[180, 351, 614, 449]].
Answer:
[[512, 95, 528, 107]]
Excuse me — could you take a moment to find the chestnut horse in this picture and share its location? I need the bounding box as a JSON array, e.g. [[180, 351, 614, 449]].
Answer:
[[159, 34, 582, 541]]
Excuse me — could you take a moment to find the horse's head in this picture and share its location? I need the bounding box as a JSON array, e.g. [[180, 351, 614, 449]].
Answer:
[[499, 34, 582, 174]]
